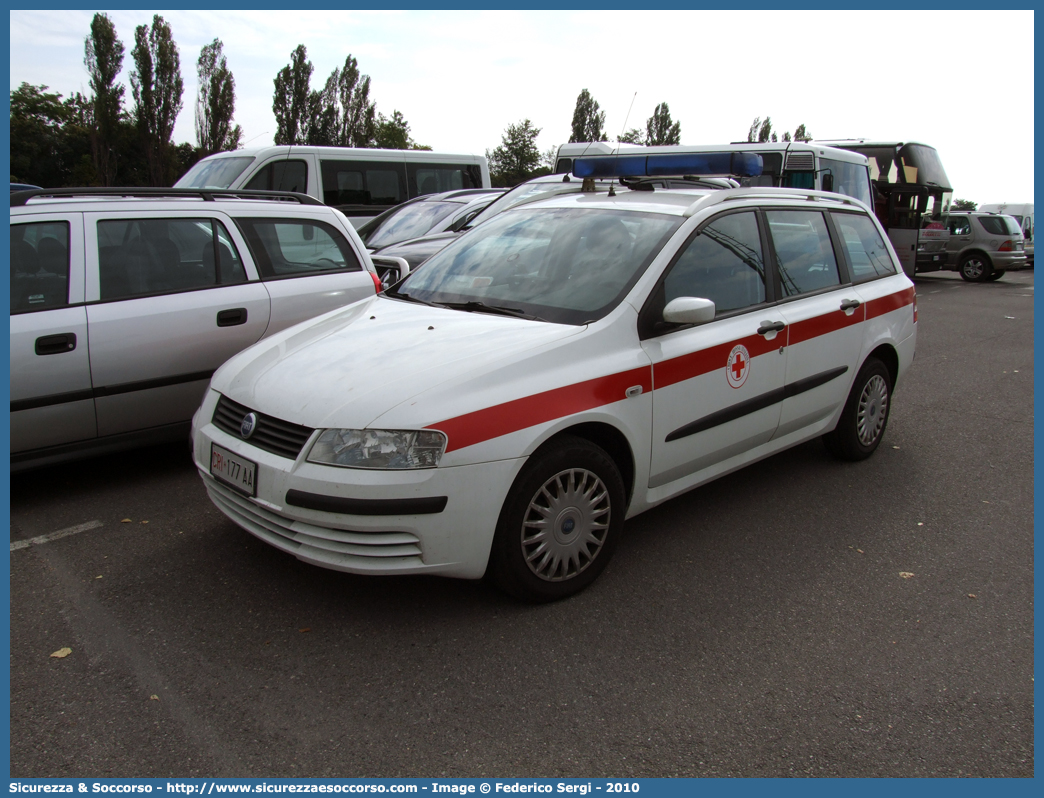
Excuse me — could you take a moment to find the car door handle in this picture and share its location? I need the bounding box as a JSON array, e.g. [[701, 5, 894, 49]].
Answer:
[[840, 299, 862, 311], [757, 321, 786, 336], [216, 308, 248, 327], [35, 333, 77, 356]]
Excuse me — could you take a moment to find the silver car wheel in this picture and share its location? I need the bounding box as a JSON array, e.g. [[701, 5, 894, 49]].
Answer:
[[856, 374, 889, 446], [961, 256, 987, 281], [521, 467, 610, 582]]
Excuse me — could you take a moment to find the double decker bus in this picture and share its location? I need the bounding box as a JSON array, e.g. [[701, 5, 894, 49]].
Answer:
[[820, 140, 953, 277]]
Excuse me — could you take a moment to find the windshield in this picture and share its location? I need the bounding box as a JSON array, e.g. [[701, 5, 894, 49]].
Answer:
[[175, 156, 255, 189], [393, 206, 681, 325], [361, 201, 461, 248]]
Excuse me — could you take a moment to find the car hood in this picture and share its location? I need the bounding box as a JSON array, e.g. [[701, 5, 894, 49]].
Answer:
[[212, 295, 585, 431]]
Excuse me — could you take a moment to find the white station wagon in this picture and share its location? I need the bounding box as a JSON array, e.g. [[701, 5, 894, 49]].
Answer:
[[192, 153, 917, 601]]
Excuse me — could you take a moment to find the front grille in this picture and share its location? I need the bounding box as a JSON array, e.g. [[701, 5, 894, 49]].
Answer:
[[212, 394, 314, 459]]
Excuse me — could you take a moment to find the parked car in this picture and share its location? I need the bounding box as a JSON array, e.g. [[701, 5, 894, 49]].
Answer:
[[368, 173, 740, 284], [359, 189, 503, 287], [944, 211, 1028, 281], [191, 154, 916, 602], [978, 203, 1033, 266], [10, 187, 381, 470]]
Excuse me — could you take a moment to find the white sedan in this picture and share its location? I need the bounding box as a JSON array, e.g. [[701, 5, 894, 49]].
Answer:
[[192, 175, 916, 601]]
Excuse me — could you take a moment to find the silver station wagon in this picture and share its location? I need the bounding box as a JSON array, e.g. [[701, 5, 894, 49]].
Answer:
[[10, 188, 380, 470]]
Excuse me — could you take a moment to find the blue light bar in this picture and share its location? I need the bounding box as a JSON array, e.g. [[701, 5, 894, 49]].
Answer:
[[572, 151, 763, 179]]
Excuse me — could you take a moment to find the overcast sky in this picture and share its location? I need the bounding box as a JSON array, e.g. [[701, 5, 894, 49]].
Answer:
[[9, 9, 1035, 204]]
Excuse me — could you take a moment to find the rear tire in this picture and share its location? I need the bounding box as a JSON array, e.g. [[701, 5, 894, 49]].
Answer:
[[987, 270, 1005, 281], [959, 253, 991, 282], [487, 436, 625, 602], [823, 358, 892, 461]]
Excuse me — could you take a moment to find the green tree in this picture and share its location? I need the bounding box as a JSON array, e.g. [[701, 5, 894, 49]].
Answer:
[[337, 55, 377, 147], [617, 128, 644, 145], [757, 117, 773, 143], [374, 110, 411, 149], [307, 69, 340, 146], [645, 102, 681, 146], [792, 123, 811, 142], [953, 198, 978, 211], [273, 45, 313, 145], [569, 89, 606, 143], [130, 15, 185, 186], [746, 117, 760, 143], [195, 38, 242, 155], [84, 13, 125, 185], [487, 119, 542, 187], [10, 84, 74, 186]]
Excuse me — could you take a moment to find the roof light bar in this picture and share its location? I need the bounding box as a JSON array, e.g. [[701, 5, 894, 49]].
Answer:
[[572, 152, 763, 180]]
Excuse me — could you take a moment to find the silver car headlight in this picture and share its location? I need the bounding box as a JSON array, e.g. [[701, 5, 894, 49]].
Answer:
[[307, 429, 447, 469]]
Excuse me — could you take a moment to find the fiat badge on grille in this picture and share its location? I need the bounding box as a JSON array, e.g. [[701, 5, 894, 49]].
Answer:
[[240, 412, 258, 439]]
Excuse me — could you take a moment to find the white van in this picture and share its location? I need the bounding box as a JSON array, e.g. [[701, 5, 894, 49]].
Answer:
[[979, 203, 1033, 264], [176, 147, 490, 227]]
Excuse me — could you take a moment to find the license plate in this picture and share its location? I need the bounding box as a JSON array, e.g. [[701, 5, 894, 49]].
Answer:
[[211, 443, 257, 497], [932, 254, 940, 261]]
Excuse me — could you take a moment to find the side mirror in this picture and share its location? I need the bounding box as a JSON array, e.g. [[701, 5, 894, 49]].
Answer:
[[821, 173, 834, 193], [663, 296, 715, 325], [302, 224, 314, 241]]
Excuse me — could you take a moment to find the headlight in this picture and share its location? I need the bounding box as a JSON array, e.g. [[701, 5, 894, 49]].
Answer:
[[307, 429, 447, 469]]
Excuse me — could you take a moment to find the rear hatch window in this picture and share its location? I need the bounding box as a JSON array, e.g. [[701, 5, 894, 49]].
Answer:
[[977, 215, 1022, 236]]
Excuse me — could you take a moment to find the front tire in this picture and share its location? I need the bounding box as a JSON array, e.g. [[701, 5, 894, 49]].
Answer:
[[823, 358, 892, 461], [959, 253, 991, 282], [487, 436, 625, 602]]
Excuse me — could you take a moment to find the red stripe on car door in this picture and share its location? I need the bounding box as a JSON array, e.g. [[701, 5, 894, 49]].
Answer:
[[865, 286, 914, 320]]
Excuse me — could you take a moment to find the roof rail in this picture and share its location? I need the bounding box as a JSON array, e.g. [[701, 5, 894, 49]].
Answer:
[[10, 187, 325, 208], [682, 187, 868, 217]]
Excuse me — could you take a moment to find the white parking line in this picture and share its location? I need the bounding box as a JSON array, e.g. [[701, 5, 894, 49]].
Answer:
[[11, 520, 104, 551]]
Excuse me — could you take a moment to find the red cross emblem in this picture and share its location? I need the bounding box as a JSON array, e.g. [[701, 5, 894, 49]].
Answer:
[[727, 344, 750, 388]]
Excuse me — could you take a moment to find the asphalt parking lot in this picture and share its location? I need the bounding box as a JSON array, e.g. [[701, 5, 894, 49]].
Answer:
[[9, 269, 1034, 778]]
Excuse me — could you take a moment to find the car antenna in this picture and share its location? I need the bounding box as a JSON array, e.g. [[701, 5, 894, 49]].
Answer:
[[609, 89, 638, 195]]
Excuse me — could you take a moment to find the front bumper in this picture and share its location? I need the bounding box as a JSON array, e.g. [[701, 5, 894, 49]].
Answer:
[[192, 393, 524, 579]]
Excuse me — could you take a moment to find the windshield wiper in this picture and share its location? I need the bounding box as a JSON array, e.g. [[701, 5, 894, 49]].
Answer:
[[384, 288, 438, 307], [437, 300, 544, 320]]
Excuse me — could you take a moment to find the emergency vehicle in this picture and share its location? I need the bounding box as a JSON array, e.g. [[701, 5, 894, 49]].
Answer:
[[192, 152, 917, 601]]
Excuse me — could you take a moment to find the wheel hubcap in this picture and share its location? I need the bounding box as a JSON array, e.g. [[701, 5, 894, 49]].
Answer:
[[856, 375, 889, 446], [521, 468, 610, 582], [965, 259, 984, 279]]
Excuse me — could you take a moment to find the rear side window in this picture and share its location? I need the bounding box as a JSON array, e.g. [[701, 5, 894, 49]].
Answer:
[[97, 218, 246, 301], [321, 160, 406, 207], [949, 216, 972, 236], [244, 160, 308, 193], [407, 163, 482, 197], [766, 210, 842, 296], [833, 212, 896, 281], [664, 211, 767, 314], [977, 215, 1021, 236], [11, 221, 70, 313], [235, 218, 362, 278]]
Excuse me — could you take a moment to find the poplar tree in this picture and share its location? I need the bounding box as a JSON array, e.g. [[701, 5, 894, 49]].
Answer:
[[569, 89, 607, 143], [273, 45, 313, 145], [195, 38, 242, 155], [130, 15, 184, 186], [645, 102, 681, 146], [84, 13, 125, 185]]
